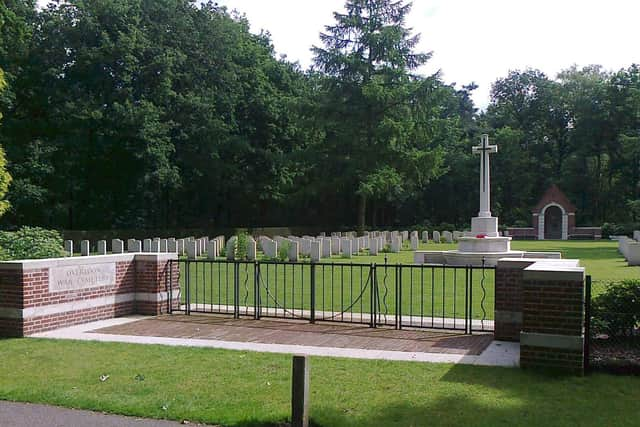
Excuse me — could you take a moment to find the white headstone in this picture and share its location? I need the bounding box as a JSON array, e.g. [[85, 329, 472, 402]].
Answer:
[[81, 240, 90, 256], [143, 239, 152, 252], [341, 239, 352, 258], [331, 236, 341, 255], [64, 240, 73, 256], [112, 239, 124, 254], [226, 236, 237, 260], [247, 236, 257, 261], [410, 235, 419, 250], [160, 239, 168, 252], [128, 239, 141, 252], [432, 231, 441, 243], [402, 231, 409, 241], [322, 237, 332, 258], [150, 239, 160, 252], [167, 238, 177, 254], [97, 240, 107, 255], [207, 240, 217, 259], [288, 240, 299, 262], [370, 238, 379, 255], [443, 231, 453, 243], [310, 241, 321, 262], [186, 240, 197, 259], [422, 231, 429, 243], [390, 236, 401, 253]]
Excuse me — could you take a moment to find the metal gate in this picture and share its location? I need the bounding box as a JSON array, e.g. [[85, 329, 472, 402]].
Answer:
[[169, 260, 495, 333]]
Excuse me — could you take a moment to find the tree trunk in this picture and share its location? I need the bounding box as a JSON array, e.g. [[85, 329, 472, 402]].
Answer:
[[357, 193, 366, 233]]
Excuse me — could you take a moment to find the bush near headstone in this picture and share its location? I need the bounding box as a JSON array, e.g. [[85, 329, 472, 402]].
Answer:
[[0, 226, 66, 260], [592, 280, 640, 338]]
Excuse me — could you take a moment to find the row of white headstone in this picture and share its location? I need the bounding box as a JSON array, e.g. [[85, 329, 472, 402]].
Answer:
[[63, 235, 226, 258], [63, 228, 466, 260], [617, 231, 640, 266]]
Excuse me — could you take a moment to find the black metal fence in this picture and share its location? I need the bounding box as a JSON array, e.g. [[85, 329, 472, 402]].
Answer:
[[585, 276, 640, 375], [168, 260, 495, 333]]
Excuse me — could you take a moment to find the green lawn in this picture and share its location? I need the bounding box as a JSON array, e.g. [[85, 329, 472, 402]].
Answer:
[[0, 339, 638, 427], [178, 240, 633, 321]]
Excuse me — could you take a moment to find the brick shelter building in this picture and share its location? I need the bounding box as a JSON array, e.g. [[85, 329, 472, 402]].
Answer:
[[507, 185, 601, 240]]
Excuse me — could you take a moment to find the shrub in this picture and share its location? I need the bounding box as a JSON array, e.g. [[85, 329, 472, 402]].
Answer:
[[235, 232, 248, 260], [277, 240, 290, 261], [591, 280, 640, 337], [0, 226, 66, 260]]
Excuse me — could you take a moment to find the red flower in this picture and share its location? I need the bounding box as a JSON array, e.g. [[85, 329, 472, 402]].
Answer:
[[476, 234, 486, 238]]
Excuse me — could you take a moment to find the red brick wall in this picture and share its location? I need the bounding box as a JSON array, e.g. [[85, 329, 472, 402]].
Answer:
[[520, 270, 585, 374], [0, 254, 178, 337], [494, 266, 524, 341]]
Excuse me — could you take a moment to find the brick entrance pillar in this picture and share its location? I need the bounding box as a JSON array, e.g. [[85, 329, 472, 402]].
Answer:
[[520, 265, 585, 374], [494, 258, 586, 374]]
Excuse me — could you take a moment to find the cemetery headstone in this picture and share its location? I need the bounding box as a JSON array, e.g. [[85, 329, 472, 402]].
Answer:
[[330, 236, 341, 255], [167, 238, 178, 254], [207, 240, 218, 260], [247, 236, 257, 261], [64, 240, 73, 256], [150, 239, 160, 252], [402, 231, 409, 241], [310, 241, 321, 262], [127, 239, 141, 252], [186, 240, 197, 259], [432, 231, 441, 243], [160, 239, 168, 252], [322, 238, 332, 258], [177, 238, 185, 256], [390, 236, 401, 253], [81, 240, 90, 256], [410, 235, 418, 250], [112, 239, 124, 254], [288, 240, 299, 262], [341, 239, 352, 258], [370, 238, 379, 256], [422, 231, 429, 243], [443, 231, 453, 243], [226, 236, 237, 260], [143, 239, 152, 252], [97, 240, 107, 255]]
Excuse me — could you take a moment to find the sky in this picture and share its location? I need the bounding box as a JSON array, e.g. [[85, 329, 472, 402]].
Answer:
[[214, 0, 639, 109], [37, 0, 640, 109]]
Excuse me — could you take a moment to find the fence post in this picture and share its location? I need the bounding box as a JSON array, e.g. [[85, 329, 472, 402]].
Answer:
[[254, 262, 260, 320], [584, 275, 592, 373], [234, 262, 240, 319], [469, 266, 473, 335], [167, 259, 172, 314], [291, 355, 310, 427], [310, 263, 316, 324], [397, 264, 402, 330], [464, 266, 469, 334], [185, 260, 191, 316], [370, 264, 377, 328]]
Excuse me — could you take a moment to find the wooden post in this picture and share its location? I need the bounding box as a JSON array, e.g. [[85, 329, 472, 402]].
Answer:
[[291, 355, 309, 427]]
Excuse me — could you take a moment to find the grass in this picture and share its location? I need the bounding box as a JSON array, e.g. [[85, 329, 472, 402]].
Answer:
[[0, 339, 638, 427], [179, 240, 635, 321]]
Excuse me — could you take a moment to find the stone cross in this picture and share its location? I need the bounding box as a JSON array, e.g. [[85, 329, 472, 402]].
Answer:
[[472, 134, 497, 218]]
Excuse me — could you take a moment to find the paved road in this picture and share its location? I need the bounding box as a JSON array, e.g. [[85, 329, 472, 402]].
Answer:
[[0, 401, 215, 427]]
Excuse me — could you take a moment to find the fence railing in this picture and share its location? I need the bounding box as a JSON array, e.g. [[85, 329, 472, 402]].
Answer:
[[168, 260, 495, 333]]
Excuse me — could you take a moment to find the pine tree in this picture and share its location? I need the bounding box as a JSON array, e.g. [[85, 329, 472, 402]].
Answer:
[[312, 0, 443, 230]]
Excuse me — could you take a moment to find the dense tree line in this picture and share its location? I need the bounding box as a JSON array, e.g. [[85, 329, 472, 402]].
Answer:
[[0, 0, 638, 232]]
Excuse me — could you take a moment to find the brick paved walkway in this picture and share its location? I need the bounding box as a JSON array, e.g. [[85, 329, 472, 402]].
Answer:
[[92, 314, 493, 355]]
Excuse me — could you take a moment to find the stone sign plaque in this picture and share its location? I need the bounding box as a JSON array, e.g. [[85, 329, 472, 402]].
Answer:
[[49, 263, 116, 292]]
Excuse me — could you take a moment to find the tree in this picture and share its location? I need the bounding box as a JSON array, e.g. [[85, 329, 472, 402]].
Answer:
[[312, 0, 446, 230], [0, 68, 12, 217]]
